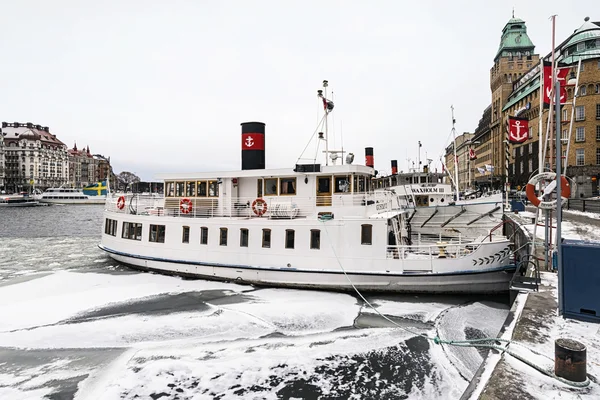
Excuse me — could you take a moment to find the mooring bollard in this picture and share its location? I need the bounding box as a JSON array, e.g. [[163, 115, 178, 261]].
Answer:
[[555, 338, 587, 382]]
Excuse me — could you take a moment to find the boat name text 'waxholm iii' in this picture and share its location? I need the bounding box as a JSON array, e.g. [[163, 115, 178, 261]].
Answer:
[[410, 188, 444, 193]]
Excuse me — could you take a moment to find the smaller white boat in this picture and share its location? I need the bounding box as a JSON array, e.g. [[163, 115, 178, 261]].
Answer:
[[36, 187, 107, 205], [0, 194, 40, 207]]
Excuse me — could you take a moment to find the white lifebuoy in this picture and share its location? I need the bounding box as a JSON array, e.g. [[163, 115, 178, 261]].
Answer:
[[180, 198, 193, 214], [116, 196, 126, 210], [251, 198, 267, 217], [525, 172, 571, 210]]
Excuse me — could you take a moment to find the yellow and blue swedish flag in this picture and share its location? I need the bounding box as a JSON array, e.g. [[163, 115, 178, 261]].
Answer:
[[83, 180, 107, 196]]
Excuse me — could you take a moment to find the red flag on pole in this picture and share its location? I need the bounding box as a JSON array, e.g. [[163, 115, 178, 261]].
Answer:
[[543, 62, 571, 107], [469, 147, 477, 160], [508, 116, 529, 143]]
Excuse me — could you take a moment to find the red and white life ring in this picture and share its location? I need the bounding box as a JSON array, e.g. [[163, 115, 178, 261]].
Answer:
[[525, 172, 571, 210], [116, 195, 126, 210], [251, 198, 267, 217], [180, 198, 193, 214]]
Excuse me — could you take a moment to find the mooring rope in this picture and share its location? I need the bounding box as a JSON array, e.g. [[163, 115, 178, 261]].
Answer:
[[318, 218, 591, 388]]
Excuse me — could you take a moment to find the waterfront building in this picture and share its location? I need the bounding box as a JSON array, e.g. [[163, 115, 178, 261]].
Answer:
[[68, 143, 100, 188], [472, 16, 540, 190], [0, 127, 5, 191], [1, 122, 69, 193], [444, 132, 474, 191], [469, 16, 600, 197], [503, 17, 600, 196]]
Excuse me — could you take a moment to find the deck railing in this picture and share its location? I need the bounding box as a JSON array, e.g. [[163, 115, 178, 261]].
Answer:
[[106, 192, 401, 219]]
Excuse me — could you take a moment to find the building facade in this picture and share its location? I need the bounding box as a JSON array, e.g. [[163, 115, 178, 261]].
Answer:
[[0, 127, 5, 191], [444, 132, 474, 191], [473, 16, 540, 189], [501, 17, 600, 196], [1, 122, 115, 192], [2, 122, 69, 192]]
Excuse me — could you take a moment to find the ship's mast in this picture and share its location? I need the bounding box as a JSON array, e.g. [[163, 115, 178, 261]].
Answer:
[[323, 80, 329, 166], [451, 105, 460, 200]]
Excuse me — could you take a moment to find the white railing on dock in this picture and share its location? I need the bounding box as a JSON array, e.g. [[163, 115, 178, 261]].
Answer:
[[105, 192, 401, 219]]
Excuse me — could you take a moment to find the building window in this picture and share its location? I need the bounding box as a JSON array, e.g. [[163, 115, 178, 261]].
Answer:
[[104, 218, 117, 236], [197, 181, 207, 196], [562, 109, 568, 122], [580, 63, 585, 72], [562, 129, 568, 141], [528, 142, 533, 154], [576, 149, 585, 166], [597, 148, 600, 165], [580, 85, 587, 96], [219, 228, 228, 246], [175, 181, 185, 197], [361, 224, 372, 245], [208, 180, 219, 197], [576, 106, 585, 121], [528, 159, 533, 172], [262, 229, 271, 248], [528, 127, 533, 139], [597, 126, 600, 141], [149, 224, 166, 243], [310, 229, 321, 250], [280, 178, 296, 195], [596, 104, 600, 119], [264, 178, 278, 196], [240, 228, 249, 247], [285, 229, 295, 249], [122, 222, 142, 241], [576, 127, 585, 142], [519, 160, 523, 174], [596, 84, 600, 94], [256, 179, 263, 198], [186, 181, 196, 197], [577, 42, 585, 52], [200, 227, 208, 245], [182, 226, 190, 243]]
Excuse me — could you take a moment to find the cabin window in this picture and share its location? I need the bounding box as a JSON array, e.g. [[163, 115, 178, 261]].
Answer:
[[317, 176, 331, 194], [200, 227, 208, 245], [334, 176, 351, 193], [353, 175, 365, 193], [197, 181, 207, 196], [165, 182, 175, 197], [175, 181, 185, 197], [257, 179, 263, 198], [122, 222, 142, 241], [361, 224, 372, 245], [149, 224, 166, 243], [186, 181, 196, 197], [208, 180, 219, 197], [310, 229, 320, 250], [262, 229, 271, 248], [264, 178, 278, 195], [240, 228, 249, 247], [220, 228, 228, 246], [280, 178, 296, 195], [104, 218, 117, 236], [182, 226, 190, 243], [285, 229, 295, 249]]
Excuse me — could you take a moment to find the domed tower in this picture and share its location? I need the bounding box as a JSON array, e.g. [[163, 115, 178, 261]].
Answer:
[[487, 15, 539, 186]]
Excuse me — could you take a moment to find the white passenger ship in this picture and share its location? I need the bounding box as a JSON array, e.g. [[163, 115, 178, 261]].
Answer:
[[99, 82, 515, 294], [375, 170, 504, 240], [36, 187, 107, 204]]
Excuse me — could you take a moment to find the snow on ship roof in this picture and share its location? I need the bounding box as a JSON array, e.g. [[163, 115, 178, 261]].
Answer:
[[155, 164, 374, 180]]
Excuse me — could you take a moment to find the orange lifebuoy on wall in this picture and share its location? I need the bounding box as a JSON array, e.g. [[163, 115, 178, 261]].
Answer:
[[180, 198, 193, 214], [116, 196, 126, 210], [525, 172, 571, 210], [251, 198, 267, 217]]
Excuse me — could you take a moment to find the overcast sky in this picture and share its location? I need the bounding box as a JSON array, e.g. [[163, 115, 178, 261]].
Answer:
[[0, 1, 595, 180]]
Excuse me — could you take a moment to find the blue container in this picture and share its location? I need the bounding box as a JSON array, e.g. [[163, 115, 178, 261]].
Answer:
[[510, 199, 525, 212], [561, 239, 600, 322]]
